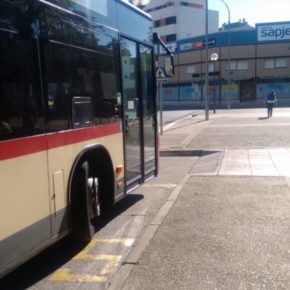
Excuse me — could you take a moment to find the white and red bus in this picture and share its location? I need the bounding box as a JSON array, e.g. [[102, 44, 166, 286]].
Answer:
[[0, 0, 173, 277]]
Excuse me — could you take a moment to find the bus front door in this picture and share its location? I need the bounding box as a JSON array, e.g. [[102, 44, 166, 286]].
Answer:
[[121, 38, 142, 187], [120, 38, 156, 190]]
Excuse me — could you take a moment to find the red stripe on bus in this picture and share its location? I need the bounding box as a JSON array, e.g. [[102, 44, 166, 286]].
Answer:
[[0, 123, 121, 161], [0, 135, 47, 161], [46, 123, 120, 148]]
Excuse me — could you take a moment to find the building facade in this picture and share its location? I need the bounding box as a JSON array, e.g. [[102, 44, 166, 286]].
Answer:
[[143, 0, 219, 42], [161, 21, 290, 107]]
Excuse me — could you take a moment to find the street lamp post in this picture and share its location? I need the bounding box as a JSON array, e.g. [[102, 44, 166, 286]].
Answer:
[[204, 0, 209, 120], [219, 0, 231, 109], [210, 53, 219, 114]]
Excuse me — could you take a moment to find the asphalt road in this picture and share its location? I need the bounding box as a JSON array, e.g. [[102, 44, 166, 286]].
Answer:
[[122, 175, 290, 290]]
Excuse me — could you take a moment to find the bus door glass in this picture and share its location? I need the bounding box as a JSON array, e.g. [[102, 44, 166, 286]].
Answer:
[[120, 38, 142, 185], [140, 44, 156, 175]]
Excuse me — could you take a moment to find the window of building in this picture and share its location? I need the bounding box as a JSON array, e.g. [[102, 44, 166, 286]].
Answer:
[[229, 61, 236, 71], [166, 34, 176, 42], [186, 65, 196, 74], [227, 60, 248, 71], [180, 1, 203, 9], [160, 35, 166, 42], [276, 58, 287, 68], [166, 16, 176, 25], [264, 59, 275, 69], [237, 61, 248, 70], [208, 63, 214, 73], [145, 2, 175, 13], [264, 58, 287, 69], [154, 20, 161, 28], [154, 16, 176, 28]]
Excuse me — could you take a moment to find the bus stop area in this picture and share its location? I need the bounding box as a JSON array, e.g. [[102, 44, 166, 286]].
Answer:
[[109, 107, 290, 290]]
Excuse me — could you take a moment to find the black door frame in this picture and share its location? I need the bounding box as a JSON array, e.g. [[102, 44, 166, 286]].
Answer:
[[119, 35, 157, 192]]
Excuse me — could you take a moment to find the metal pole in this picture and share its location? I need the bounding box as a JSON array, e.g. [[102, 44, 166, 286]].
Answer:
[[219, 0, 231, 109], [159, 82, 164, 135], [210, 53, 219, 114], [213, 61, 216, 114], [204, 0, 209, 120]]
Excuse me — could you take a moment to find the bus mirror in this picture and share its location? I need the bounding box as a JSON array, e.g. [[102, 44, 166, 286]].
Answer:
[[164, 55, 174, 77], [152, 32, 174, 77]]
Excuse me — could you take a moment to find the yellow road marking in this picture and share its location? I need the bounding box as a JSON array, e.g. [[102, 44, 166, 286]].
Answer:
[[98, 255, 121, 276], [73, 239, 134, 256], [49, 268, 107, 283], [74, 239, 96, 257], [74, 253, 121, 276], [49, 238, 134, 283]]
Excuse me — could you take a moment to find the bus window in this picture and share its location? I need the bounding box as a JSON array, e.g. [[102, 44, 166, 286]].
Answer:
[[72, 96, 94, 128], [44, 8, 121, 129], [46, 45, 71, 131], [45, 42, 121, 130], [0, 32, 44, 140]]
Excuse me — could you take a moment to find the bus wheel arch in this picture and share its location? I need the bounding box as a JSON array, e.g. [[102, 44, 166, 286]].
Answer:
[[69, 145, 115, 241]]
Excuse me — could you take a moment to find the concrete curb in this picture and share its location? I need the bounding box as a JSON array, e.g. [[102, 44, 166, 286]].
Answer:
[[162, 112, 198, 132]]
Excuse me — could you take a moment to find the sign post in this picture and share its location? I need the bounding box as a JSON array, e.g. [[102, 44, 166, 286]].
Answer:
[[156, 67, 167, 135]]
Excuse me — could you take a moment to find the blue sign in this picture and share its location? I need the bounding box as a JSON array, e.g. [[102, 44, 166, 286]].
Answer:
[[257, 22, 290, 42]]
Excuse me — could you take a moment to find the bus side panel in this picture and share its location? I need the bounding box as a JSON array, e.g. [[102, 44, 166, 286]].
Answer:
[[0, 141, 51, 276], [46, 130, 125, 236], [0, 130, 124, 277], [0, 0, 52, 277]]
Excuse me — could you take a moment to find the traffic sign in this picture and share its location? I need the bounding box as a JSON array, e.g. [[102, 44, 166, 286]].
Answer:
[[156, 67, 167, 81]]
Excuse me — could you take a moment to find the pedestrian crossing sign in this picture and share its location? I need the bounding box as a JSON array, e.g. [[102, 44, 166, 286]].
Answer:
[[156, 67, 167, 81]]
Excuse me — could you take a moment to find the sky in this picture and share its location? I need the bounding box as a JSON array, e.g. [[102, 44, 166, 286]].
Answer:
[[209, 0, 290, 27], [127, 0, 290, 27]]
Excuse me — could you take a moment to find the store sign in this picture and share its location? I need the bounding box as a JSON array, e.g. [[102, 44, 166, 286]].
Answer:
[[159, 42, 177, 53], [180, 41, 203, 50], [257, 23, 290, 42], [180, 39, 216, 51]]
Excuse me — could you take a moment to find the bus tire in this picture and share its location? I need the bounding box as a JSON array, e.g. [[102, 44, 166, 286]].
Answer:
[[71, 161, 101, 242]]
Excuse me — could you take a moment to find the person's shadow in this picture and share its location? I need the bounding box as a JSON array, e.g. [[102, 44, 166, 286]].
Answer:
[[258, 117, 269, 120]]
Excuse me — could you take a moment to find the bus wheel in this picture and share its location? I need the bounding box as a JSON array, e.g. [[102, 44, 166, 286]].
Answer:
[[87, 177, 101, 221], [71, 161, 101, 242]]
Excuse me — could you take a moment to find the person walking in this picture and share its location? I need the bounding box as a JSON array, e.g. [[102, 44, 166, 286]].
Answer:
[[266, 90, 277, 118]]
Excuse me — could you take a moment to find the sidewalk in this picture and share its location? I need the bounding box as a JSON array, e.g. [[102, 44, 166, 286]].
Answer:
[[113, 108, 290, 290], [161, 108, 290, 177]]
